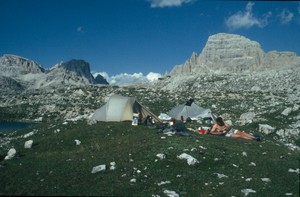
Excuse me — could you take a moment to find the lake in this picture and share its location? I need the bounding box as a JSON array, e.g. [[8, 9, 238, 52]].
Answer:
[[0, 121, 34, 133]]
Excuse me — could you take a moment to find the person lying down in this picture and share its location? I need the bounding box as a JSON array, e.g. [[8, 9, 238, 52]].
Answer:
[[209, 117, 261, 141]]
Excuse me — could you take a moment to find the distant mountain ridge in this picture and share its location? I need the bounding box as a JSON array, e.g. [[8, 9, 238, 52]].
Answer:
[[1, 33, 299, 91], [0, 54, 109, 90], [35, 59, 97, 88], [169, 33, 300, 75], [94, 74, 109, 85], [0, 54, 45, 76]]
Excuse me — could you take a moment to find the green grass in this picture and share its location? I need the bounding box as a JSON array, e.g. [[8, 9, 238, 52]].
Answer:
[[0, 120, 299, 196]]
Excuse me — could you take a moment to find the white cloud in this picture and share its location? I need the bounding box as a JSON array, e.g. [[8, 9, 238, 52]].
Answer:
[[92, 71, 162, 86], [92, 71, 109, 80], [278, 9, 294, 24], [225, 2, 271, 30], [146, 72, 162, 81], [148, 0, 193, 8]]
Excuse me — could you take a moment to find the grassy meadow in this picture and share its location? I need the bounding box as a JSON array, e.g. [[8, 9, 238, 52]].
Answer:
[[0, 119, 299, 196]]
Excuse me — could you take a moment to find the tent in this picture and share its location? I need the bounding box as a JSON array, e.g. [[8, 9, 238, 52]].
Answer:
[[91, 94, 160, 122], [168, 99, 216, 121]]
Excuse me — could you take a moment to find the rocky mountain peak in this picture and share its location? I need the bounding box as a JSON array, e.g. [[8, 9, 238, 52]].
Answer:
[[58, 59, 91, 73], [197, 33, 265, 73], [94, 74, 109, 85], [36, 59, 97, 88], [0, 55, 109, 89], [0, 54, 44, 76], [169, 33, 300, 75]]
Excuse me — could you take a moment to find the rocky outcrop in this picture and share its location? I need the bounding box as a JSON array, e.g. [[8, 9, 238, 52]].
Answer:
[[94, 74, 109, 85], [0, 54, 44, 76], [170, 52, 199, 76], [169, 33, 300, 75], [0, 76, 23, 90], [35, 60, 97, 88], [0, 55, 100, 89], [262, 51, 299, 69], [0, 54, 45, 90]]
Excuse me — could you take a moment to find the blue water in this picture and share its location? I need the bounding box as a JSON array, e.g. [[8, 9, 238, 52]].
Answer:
[[0, 121, 34, 132]]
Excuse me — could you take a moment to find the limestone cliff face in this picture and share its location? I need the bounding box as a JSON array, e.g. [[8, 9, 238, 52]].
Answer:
[[169, 33, 300, 75], [170, 52, 199, 76], [0, 54, 45, 76], [262, 51, 299, 69], [196, 33, 265, 73]]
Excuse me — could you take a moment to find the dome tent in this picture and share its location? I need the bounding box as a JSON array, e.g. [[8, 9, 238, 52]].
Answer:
[[168, 99, 216, 121], [91, 94, 160, 122]]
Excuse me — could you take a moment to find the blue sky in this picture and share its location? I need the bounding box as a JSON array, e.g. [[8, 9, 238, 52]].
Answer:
[[1, 0, 300, 81]]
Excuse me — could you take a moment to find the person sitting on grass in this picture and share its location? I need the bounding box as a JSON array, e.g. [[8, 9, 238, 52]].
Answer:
[[209, 117, 260, 141]]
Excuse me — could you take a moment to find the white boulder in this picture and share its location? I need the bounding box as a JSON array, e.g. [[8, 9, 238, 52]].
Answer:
[[259, 124, 275, 135], [91, 164, 106, 173], [156, 153, 166, 160], [281, 107, 292, 116], [177, 153, 199, 165], [239, 112, 256, 125], [24, 140, 33, 149], [74, 139, 81, 145], [4, 148, 16, 160]]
